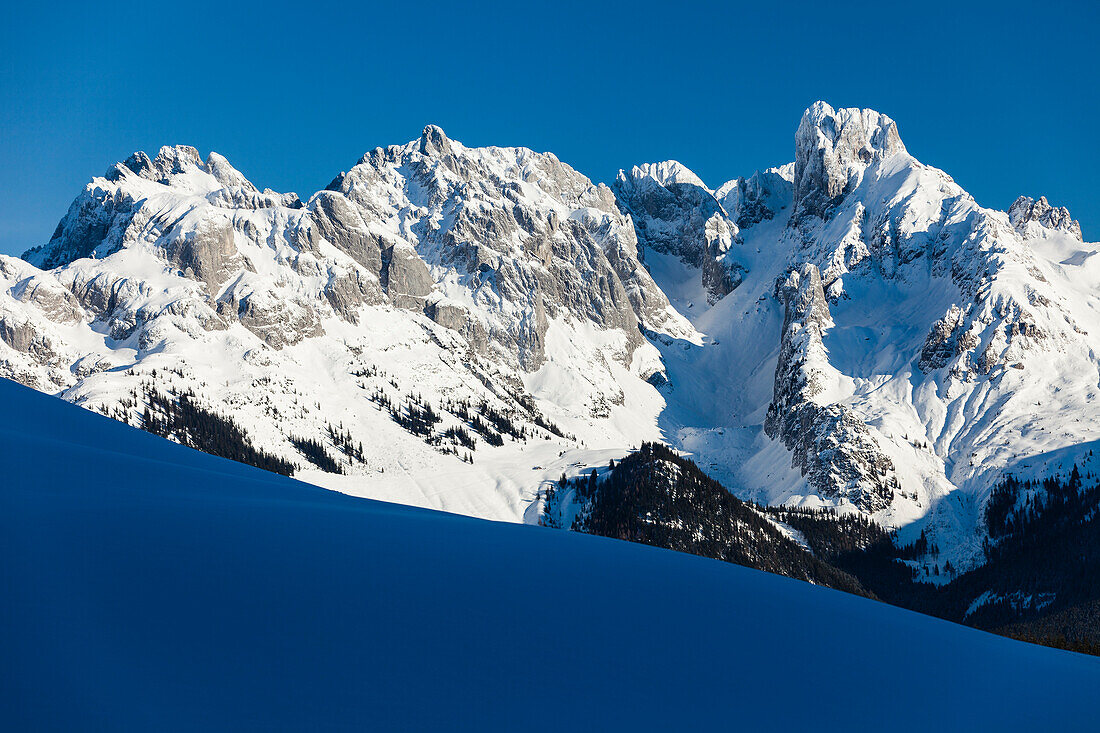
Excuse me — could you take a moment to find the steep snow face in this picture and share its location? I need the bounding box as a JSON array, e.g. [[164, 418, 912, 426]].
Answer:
[[630, 102, 1100, 573], [2, 130, 696, 524]]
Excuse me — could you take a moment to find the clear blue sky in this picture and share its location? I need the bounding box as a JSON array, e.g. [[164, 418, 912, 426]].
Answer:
[[1, 0, 1097, 256]]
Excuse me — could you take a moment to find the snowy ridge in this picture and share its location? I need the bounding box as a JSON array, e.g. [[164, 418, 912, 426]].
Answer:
[[2, 128, 695, 523]]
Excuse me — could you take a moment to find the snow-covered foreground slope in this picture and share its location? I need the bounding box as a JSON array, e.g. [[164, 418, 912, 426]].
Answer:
[[2, 376, 1098, 731]]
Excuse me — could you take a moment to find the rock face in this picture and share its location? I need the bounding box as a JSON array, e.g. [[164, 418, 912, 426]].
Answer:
[[0, 125, 698, 528], [1008, 195, 1083, 240], [324, 125, 691, 369], [14, 128, 691, 374], [792, 102, 905, 222], [613, 163, 743, 304], [714, 166, 791, 231], [4, 104, 1099, 576], [917, 306, 977, 373], [598, 101, 1100, 582], [764, 265, 898, 512]]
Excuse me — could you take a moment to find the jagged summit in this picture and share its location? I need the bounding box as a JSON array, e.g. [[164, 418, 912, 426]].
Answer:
[[205, 151, 259, 192], [105, 145, 256, 192], [418, 124, 452, 156], [614, 101, 1100, 577], [793, 101, 907, 221], [22, 144, 301, 270], [1009, 195, 1082, 240], [622, 161, 708, 190], [612, 161, 740, 304]]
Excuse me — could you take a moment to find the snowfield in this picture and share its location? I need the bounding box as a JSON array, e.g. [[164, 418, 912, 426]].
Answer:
[[2, 376, 1099, 731]]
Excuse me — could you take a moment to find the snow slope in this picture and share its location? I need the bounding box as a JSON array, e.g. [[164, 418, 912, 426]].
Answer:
[[2, 375, 1098, 731]]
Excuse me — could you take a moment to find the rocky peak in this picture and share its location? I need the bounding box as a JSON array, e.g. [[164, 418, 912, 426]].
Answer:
[[151, 145, 206, 178], [317, 129, 695, 368], [205, 152, 258, 192], [714, 165, 792, 230], [613, 161, 743, 304], [111, 151, 156, 180], [792, 102, 906, 221], [107, 145, 257, 194], [1008, 195, 1082, 240], [624, 161, 708, 190], [418, 124, 452, 157]]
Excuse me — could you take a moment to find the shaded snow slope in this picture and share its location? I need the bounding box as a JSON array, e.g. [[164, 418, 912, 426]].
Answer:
[[2, 376, 1099, 731]]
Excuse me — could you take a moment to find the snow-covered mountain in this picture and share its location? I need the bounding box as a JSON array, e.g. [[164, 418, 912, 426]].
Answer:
[[619, 102, 1100, 574], [2, 128, 694, 521], [3, 102, 1098, 576]]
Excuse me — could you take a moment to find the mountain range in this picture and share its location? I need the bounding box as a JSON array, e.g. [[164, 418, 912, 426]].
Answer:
[[3, 102, 1098, 639]]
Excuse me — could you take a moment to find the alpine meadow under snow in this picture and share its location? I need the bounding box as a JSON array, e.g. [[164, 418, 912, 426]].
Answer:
[[4, 102, 1100, 642], [2, 377, 1099, 731]]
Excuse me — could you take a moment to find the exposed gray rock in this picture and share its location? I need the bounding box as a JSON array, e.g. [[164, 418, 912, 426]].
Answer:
[[164, 219, 241, 294], [423, 299, 489, 356], [329, 127, 691, 369], [206, 188, 302, 210], [792, 102, 905, 222], [150, 145, 205, 179], [425, 299, 469, 331], [614, 163, 744, 304], [0, 317, 55, 361], [22, 185, 135, 270], [237, 293, 324, 348], [918, 306, 978, 372], [63, 271, 131, 319], [1009, 196, 1083, 240], [381, 243, 434, 309], [106, 151, 156, 181], [308, 191, 385, 274], [205, 152, 258, 192], [765, 264, 898, 512], [324, 269, 381, 323], [715, 166, 793, 230], [418, 124, 452, 157], [7, 276, 83, 324]]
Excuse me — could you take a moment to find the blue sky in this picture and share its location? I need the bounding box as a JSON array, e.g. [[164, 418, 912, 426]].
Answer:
[[1, 0, 1096, 256]]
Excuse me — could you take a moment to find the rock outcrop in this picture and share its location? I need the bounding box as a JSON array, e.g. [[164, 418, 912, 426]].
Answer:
[[764, 265, 898, 512], [6, 103, 1099, 568], [792, 102, 905, 222], [326, 125, 692, 368], [613, 162, 744, 304], [1009, 196, 1083, 240]]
